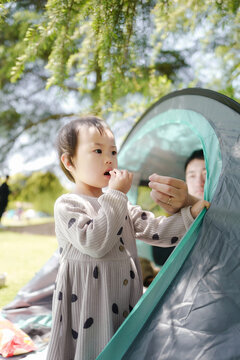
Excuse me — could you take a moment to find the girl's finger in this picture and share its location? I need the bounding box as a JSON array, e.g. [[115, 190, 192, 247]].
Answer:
[[204, 201, 210, 209], [109, 169, 117, 177], [112, 168, 120, 175]]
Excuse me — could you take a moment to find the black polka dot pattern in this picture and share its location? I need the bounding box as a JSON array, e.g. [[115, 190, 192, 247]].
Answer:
[[60, 314, 62, 322], [112, 303, 119, 314], [71, 294, 78, 302], [119, 245, 124, 252], [152, 233, 159, 240], [59, 247, 63, 254], [72, 329, 78, 339], [130, 270, 135, 279], [58, 291, 63, 300], [129, 305, 133, 312], [93, 266, 98, 279], [83, 318, 94, 329], [86, 219, 93, 225], [68, 218, 76, 228], [171, 236, 179, 244], [117, 227, 123, 235], [141, 212, 147, 220], [125, 215, 128, 220], [120, 237, 124, 245]]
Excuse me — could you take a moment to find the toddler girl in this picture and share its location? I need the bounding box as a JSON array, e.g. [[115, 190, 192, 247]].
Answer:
[[47, 116, 209, 360]]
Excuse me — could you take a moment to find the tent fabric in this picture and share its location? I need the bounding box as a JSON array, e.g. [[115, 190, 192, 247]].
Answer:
[[98, 88, 240, 359], [97, 209, 206, 360], [1, 252, 59, 358], [118, 93, 222, 263]]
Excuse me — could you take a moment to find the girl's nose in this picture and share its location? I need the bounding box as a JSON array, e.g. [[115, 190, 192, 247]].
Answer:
[[105, 159, 112, 164]]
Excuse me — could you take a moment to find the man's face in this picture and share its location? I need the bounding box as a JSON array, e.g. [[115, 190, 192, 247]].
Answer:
[[185, 159, 206, 199]]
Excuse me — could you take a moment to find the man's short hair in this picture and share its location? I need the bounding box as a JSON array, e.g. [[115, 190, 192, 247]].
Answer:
[[184, 149, 204, 171]]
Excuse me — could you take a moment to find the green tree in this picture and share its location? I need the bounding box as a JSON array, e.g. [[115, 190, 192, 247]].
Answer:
[[9, 171, 67, 215], [0, 0, 239, 168], [8, 0, 239, 101], [153, 0, 240, 96]]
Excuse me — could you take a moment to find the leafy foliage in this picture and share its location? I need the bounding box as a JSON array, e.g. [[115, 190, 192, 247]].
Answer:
[[0, 0, 239, 169], [8, 0, 179, 108], [8, 171, 67, 215], [154, 0, 240, 96]]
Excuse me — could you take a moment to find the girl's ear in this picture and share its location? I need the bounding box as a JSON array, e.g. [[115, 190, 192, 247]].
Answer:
[[61, 153, 74, 172]]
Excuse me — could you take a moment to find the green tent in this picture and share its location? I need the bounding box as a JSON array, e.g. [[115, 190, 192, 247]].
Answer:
[[98, 88, 240, 360]]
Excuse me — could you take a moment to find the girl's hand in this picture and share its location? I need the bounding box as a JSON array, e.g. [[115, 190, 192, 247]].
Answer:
[[109, 169, 133, 194], [190, 200, 210, 219]]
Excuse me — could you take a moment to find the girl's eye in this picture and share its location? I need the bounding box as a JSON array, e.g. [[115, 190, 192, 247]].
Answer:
[[112, 151, 117, 156], [94, 149, 102, 154]]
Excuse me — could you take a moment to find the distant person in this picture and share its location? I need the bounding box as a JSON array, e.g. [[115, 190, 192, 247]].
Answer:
[[47, 117, 209, 360], [142, 150, 206, 286], [16, 201, 24, 221], [0, 175, 11, 226]]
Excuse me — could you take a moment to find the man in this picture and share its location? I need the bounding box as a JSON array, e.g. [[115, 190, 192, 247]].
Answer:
[[185, 149, 205, 200], [0, 175, 11, 226], [142, 150, 206, 286]]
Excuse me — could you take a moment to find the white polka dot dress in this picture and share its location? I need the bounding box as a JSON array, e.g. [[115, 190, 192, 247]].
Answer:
[[46, 189, 194, 360]]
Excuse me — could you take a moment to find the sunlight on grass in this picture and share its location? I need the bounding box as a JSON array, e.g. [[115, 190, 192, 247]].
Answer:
[[2, 217, 54, 227], [0, 231, 57, 309]]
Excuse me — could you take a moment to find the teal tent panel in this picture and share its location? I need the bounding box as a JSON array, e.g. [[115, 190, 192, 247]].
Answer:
[[96, 209, 206, 360], [119, 108, 221, 262], [119, 108, 221, 202], [98, 89, 240, 359]]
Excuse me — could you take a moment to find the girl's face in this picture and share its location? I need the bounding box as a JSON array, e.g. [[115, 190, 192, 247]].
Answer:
[[69, 125, 118, 197]]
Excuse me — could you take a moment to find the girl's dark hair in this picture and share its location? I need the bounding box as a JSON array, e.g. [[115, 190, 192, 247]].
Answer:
[[56, 116, 109, 182], [184, 149, 204, 171]]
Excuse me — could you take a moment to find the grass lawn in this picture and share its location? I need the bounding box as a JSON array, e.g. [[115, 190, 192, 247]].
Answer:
[[2, 216, 54, 227], [0, 230, 57, 309]]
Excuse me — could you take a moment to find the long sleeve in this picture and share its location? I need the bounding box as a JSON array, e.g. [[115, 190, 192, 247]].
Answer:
[[54, 190, 128, 258], [128, 204, 194, 247]]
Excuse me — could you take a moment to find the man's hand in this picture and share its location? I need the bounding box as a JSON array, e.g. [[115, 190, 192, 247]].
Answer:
[[109, 169, 133, 194], [149, 174, 189, 214]]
